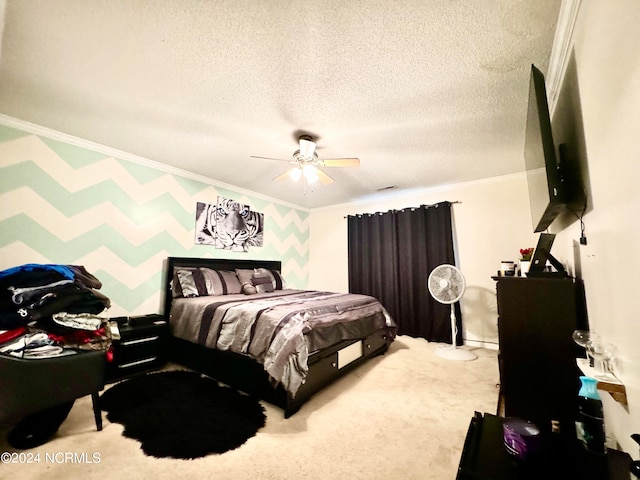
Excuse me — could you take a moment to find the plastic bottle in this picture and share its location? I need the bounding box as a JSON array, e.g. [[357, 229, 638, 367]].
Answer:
[[576, 376, 606, 455]]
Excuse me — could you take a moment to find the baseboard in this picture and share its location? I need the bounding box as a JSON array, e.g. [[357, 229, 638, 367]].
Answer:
[[465, 339, 499, 351]]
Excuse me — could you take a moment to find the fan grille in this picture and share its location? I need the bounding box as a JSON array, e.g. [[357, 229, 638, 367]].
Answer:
[[428, 264, 465, 304]]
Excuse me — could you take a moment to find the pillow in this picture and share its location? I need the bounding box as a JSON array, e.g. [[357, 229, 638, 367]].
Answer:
[[235, 269, 253, 285], [253, 268, 285, 290], [242, 283, 257, 295], [176, 269, 208, 298], [271, 270, 285, 290], [252, 273, 274, 293], [199, 268, 242, 295], [235, 269, 257, 295]]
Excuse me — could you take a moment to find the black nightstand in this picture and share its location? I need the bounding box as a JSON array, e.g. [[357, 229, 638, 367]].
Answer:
[[106, 315, 169, 382]]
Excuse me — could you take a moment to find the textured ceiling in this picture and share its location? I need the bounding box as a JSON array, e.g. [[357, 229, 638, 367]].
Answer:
[[0, 0, 561, 209]]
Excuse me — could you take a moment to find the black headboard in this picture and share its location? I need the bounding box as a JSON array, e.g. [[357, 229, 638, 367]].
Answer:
[[162, 256, 282, 319]]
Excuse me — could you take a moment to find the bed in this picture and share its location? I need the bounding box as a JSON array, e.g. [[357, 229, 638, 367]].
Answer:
[[162, 256, 397, 417]]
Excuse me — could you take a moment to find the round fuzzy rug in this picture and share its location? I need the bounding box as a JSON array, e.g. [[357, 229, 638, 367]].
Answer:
[[99, 370, 266, 459]]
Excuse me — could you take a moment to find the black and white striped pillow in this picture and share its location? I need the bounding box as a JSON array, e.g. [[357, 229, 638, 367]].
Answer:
[[199, 268, 242, 295], [253, 268, 285, 290], [175, 269, 208, 297], [252, 272, 274, 293]]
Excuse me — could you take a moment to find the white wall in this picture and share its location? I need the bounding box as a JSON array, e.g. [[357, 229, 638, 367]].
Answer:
[[310, 0, 640, 456], [308, 172, 538, 349], [550, 0, 640, 456]]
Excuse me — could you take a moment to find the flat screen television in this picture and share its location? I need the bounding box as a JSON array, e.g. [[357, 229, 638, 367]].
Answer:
[[524, 64, 567, 233]]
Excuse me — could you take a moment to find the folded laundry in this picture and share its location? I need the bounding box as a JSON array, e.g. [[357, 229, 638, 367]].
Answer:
[[0, 263, 111, 329], [0, 331, 56, 355], [19, 345, 72, 359], [0, 326, 27, 345], [68, 265, 102, 290], [0, 264, 75, 282], [9, 280, 74, 305], [52, 312, 105, 331], [0, 326, 104, 359], [47, 327, 111, 351]]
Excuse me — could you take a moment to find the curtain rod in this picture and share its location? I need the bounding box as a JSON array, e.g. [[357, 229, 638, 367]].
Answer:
[[343, 200, 461, 219]]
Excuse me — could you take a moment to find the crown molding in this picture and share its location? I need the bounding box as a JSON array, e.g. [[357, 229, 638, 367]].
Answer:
[[0, 113, 309, 212], [311, 171, 526, 214], [547, 0, 582, 115]]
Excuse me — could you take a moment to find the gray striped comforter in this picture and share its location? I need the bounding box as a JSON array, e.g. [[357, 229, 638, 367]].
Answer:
[[169, 289, 396, 396]]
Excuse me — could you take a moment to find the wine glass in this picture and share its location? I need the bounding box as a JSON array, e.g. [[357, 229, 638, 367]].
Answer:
[[571, 330, 597, 367], [572, 330, 591, 349], [586, 338, 618, 381]]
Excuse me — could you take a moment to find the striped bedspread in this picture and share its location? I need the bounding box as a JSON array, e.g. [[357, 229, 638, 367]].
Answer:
[[169, 289, 396, 396]]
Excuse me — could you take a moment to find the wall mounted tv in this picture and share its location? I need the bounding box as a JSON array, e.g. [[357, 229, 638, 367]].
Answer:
[[524, 64, 567, 233]]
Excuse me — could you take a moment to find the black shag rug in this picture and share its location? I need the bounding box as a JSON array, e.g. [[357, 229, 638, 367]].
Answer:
[[99, 370, 266, 459]]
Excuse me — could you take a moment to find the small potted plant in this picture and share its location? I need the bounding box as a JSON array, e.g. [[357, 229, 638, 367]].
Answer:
[[519, 248, 534, 276]]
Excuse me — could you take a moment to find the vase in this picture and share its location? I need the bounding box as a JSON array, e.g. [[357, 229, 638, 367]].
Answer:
[[576, 376, 606, 455], [519, 260, 531, 276]]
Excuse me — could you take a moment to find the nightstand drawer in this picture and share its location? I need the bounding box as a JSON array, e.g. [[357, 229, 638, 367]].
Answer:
[[112, 356, 164, 378], [117, 320, 167, 340], [113, 339, 164, 364], [117, 356, 160, 369], [120, 334, 161, 347]]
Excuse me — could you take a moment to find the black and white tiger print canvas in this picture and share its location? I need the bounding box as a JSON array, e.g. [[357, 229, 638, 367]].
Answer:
[[195, 197, 264, 252]]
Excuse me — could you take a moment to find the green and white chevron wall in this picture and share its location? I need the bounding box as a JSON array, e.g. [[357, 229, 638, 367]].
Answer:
[[0, 120, 309, 317]]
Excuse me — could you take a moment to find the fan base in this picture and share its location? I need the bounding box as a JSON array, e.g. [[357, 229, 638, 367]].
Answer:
[[437, 346, 478, 361]]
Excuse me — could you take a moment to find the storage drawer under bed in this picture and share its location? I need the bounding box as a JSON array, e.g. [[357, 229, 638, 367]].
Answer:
[[300, 330, 389, 397]]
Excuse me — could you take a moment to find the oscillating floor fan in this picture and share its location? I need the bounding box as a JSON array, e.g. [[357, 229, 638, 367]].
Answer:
[[428, 264, 478, 361]]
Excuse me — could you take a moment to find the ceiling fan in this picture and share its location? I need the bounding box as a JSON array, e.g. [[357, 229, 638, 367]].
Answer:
[[250, 135, 360, 185]]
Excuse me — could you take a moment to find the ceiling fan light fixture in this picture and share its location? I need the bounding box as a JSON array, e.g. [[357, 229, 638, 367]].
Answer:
[[289, 167, 303, 181], [252, 132, 357, 189], [302, 164, 319, 183], [293, 149, 318, 163]]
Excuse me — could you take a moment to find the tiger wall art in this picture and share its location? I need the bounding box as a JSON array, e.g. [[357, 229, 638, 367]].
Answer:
[[195, 197, 264, 252]]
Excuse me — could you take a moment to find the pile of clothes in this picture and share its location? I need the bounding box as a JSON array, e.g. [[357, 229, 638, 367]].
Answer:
[[0, 263, 113, 359]]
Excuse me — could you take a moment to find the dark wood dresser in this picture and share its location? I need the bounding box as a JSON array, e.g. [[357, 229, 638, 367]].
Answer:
[[494, 276, 587, 437]]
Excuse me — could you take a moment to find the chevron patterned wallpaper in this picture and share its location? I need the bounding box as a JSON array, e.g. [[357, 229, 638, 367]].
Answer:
[[0, 121, 309, 317]]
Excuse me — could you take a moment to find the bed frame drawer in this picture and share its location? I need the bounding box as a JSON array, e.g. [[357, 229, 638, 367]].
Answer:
[[296, 330, 390, 406], [363, 331, 389, 354], [294, 351, 340, 402]]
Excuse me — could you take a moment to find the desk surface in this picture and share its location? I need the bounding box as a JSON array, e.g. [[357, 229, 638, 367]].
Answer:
[[457, 412, 631, 480]]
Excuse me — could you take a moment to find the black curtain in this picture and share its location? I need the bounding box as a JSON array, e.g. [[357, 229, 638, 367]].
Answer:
[[347, 201, 461, 343]]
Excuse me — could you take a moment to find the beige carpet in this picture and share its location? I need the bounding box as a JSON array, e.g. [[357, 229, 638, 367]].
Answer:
[[0, 336, 499, 480]]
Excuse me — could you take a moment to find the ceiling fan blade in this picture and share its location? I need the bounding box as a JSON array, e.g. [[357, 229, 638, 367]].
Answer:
[[273, 169, 295, 182], [250, 155, 291, 163], [316, 169, 334, 185], [322, 158, 360, 167]]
